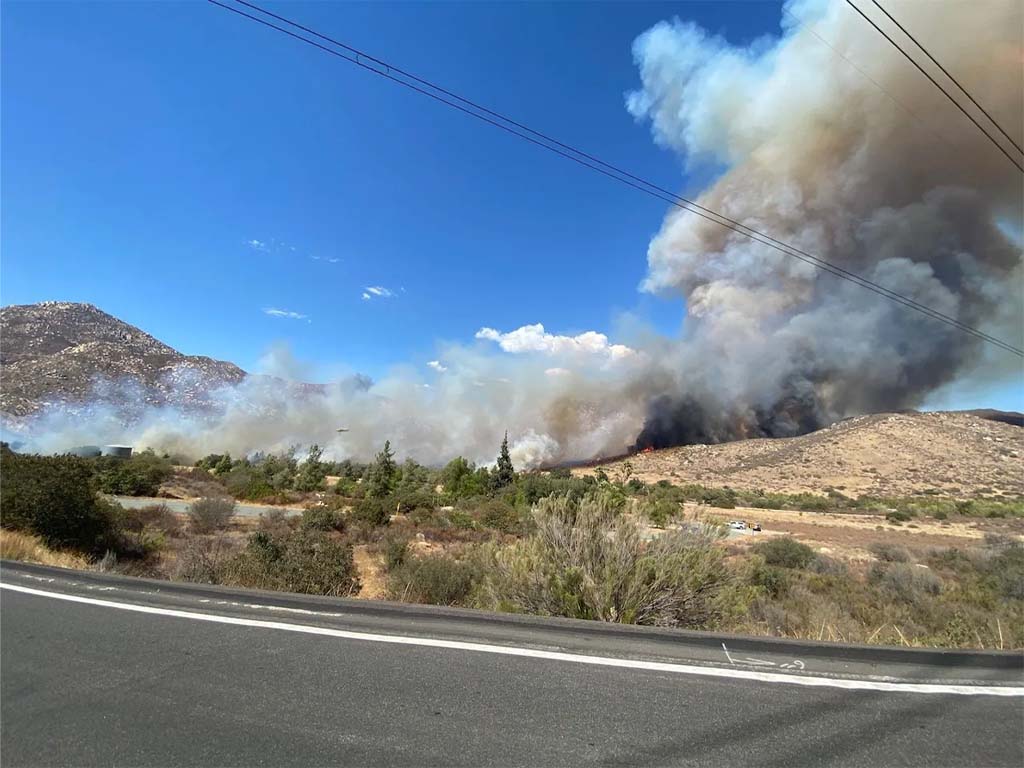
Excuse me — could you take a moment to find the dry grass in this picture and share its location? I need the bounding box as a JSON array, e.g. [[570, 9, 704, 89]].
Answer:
[[0, 528, 91, 569]]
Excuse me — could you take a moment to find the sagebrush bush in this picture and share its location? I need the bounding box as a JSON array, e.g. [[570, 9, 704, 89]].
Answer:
[[221, 529, 360, 596], [121, 503, 181, 537], [388, 554, 477, 605], [188, 497, 236, 533], [477, 493, 735, 628], [257, 508, 295, 538], [753, 537, 816, 569], [0, 448, 115, 554], [870, 562, 942, 604], [174, 534, 237, 583], [809, 554, 849, 577], [870, 542, 911, 563]]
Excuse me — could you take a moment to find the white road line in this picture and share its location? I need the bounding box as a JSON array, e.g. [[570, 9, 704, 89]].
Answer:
[[3, 582, 1022, 698]]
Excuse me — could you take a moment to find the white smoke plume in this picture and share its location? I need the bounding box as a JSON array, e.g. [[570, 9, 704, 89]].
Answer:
[[8, 0, 1022, 465], [13, 336, 648, 468]]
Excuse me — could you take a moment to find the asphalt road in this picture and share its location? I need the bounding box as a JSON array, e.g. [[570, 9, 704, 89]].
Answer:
[[112, 496, 300, 518], [2, 563, 1022, 767]]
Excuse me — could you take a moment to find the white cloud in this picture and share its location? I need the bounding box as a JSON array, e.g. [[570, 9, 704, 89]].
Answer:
[[247, 239, 268, 251], [310, 255, 341, 264], [363, 285, 396, 300], [475, 323, 636, 361], [262, 307, 309, 321], [427, 360, 448, 373], [545, 367, 570, 376]]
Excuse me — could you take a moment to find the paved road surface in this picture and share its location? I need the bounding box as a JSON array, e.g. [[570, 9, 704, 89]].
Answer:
[[112, 495, 301, 518], [2, 562, 1021, 767]]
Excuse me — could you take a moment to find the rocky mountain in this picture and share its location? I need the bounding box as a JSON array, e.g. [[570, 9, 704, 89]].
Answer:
[[0, 302, 246, 418], [579, 410, 1024, 499]]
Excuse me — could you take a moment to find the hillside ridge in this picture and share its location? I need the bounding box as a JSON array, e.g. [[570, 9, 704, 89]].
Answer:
[[579, 410, 1023, 498], [0, 301, 246, 417]]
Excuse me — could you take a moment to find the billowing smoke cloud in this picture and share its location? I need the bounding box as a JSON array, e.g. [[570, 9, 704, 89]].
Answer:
[[14, 336, 649, 468], [8, 0, 1022, 465], [624, 0, 1023, 446]]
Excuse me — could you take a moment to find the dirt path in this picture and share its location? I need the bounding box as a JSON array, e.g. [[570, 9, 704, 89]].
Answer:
[[695, 503, 1023, 560], [353, 545, 387, 600]]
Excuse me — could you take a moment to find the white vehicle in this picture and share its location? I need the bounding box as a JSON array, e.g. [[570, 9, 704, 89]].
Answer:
[[729, 521, 747, 530]]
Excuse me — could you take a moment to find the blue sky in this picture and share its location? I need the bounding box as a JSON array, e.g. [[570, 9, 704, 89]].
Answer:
[[2, 0, 1020, 411], [1, 1, 780, 373]]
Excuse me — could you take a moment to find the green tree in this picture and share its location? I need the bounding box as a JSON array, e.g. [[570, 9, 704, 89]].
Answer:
[[367, 440, 397, 498], [492, 432, 515, 490], [213, 453, 234, 476], [295, 444, 327, 492]]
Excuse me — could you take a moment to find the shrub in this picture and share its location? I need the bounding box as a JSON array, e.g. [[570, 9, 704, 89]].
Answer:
[[300, 506, 345, 532], [886, 509, 913, 523], [992, 546, 1024, 600], [382, 536, 410, 571], [122, 503, 181, 537], [870, 542, 911, 563], [446, 509, 476, 530], [388, 554, 477, 606], [350, 497, 391, 527], [748, 559, 789, 598], [477, 494, 734, 628], [697, 486, 737, 509], [753, 538, 816, 569], [870, 562, 942, 604], [476, 499, 521, 534], [393, 488, 436, 515], [93, 451, 172, 496], [188, 497, 236, 533], [108, 502, 180, 560], [174, 534, 236, 583], [809, 554, 849, 577], [222, 529, 360, 596], [222, 466, 275, 501], [0, 449, 115, 554], [644, 498, 680, 528], [257, 508, 295, 538]]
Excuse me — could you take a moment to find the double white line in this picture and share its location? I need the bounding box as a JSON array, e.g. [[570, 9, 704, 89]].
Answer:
[[3, 582, 1021, 697]]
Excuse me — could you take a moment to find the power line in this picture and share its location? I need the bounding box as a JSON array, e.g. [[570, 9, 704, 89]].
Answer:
[[844, 0, 1024, 174], [870, 0, 1023, 155], [785, 8, 960, 154], [207, 0, 1024, 357]]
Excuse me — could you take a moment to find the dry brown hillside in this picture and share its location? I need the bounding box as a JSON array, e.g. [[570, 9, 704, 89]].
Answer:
[[577, 411, 1023, 498]]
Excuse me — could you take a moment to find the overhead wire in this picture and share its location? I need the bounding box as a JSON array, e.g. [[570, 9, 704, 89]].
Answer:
[[870, 0, 1023, 155], [206, 0, 1024, 357], [844, 0, 1024, 174]]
